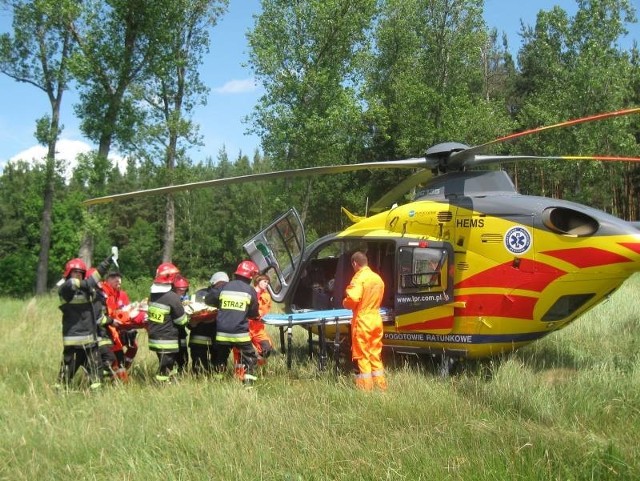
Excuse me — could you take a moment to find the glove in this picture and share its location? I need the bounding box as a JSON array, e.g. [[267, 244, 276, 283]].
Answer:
[[97, 254, 113, 276], [111, 246, 119, 269]]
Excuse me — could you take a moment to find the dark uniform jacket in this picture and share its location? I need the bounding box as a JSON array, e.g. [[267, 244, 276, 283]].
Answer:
[[205, 279, 258, 344], [58, 261, 109, 347], [147, 289, 188, 352]]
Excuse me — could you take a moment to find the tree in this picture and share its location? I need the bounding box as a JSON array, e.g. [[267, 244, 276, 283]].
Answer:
[[353, 0, 514, 209], [514, 0, 638, 217], [0, 0, 75, 293], [132, 0, 228, 262], [247, 0, 377, 228], [64, 0, 173, 264]]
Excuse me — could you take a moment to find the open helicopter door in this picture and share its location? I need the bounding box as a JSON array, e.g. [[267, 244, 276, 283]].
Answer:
[[243, 208, 305, 303], [392, 240, 456, 334]]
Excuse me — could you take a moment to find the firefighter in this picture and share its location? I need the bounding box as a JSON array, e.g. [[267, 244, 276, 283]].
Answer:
[[343, 251, 387, 391], [206, 260, 260, 387], [147, 262, 189, 383], [190, 271, 229, 376], [56, 254, 114, 390]]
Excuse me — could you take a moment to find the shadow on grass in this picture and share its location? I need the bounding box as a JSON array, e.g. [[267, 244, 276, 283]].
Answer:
[[512, 343, 584, 372]]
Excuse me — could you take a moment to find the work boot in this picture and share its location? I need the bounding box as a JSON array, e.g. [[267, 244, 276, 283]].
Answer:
[[373, 376, 388, 392], [355, 376, 374, 391]]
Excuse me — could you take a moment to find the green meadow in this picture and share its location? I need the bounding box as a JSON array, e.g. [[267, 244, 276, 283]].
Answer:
[[1, 276, 639, 481]]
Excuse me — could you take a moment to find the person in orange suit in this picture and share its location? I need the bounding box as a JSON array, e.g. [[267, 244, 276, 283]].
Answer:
[[250, 274, 275, 362], [343, 251, 387, 391], [101, 271, 140, 375]]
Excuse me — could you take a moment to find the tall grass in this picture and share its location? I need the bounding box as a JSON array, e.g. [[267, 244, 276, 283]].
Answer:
[[1, 276, 639, 480]]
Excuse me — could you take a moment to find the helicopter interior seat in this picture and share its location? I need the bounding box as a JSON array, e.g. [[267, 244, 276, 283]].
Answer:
[[308, 259, 334, 310], [290, 258, 336, 310]]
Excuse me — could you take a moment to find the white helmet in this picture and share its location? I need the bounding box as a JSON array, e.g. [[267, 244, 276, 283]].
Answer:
[[210, 271, 229, 285]]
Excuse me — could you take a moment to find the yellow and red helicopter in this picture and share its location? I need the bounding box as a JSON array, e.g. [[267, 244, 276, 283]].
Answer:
[[85, 108, 640, 373]]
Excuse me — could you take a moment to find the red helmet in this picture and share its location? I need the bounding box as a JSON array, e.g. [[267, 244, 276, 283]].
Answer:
[[154, 262, 179, 284], [173, 274, 189, 289], [235, 260, 259, 279], [63, 258, 87, 278]]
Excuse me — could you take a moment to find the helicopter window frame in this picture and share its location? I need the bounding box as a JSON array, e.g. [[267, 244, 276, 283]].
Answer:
[[542, 293, 595, 322], [254, 215, 304, 296], [398, 247, 448, 293]]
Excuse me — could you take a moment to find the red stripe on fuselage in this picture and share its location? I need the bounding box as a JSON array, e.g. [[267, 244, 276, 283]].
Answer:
[[456, 293, 537, 320], [618, 242, 640, 255], [542, 247, 632, 268], [455, 259, 565, 291], [401, 315, 455, 331]]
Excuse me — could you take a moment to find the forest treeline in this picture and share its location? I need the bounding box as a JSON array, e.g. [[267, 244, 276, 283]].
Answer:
[[0, 0, 639, 296]]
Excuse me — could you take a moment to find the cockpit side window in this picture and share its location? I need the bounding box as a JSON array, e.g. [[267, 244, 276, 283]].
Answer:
[[398, 247, 447, 293]]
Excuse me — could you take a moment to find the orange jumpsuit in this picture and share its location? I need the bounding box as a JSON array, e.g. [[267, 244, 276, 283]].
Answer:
[[233, 288, 274, 376], [102, 282, 143, 374], [249, 289, 274, 354], [343, 265, 387, 391]]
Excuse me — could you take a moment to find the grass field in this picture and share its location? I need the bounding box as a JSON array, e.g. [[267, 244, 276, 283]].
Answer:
[[1, 276, 639, 480]]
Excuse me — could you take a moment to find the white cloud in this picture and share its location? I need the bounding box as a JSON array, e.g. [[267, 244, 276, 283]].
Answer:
[[10, 139, 90, 164], [213, 78, 258, 94], [5, 138, 127, 178]]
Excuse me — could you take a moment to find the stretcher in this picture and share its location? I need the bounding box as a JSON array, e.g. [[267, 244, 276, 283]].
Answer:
[[262, 308, 393, 372]]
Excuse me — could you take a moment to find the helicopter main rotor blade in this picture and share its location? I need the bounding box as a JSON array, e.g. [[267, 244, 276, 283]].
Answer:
[[83, 158, 427, 206], [448, 107, 640, 169], [369, 169, 434, 213]]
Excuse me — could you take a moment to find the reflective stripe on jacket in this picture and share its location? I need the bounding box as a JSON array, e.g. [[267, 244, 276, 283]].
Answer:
[[207, 279, 258, 345], [147, 289, 188, 352]]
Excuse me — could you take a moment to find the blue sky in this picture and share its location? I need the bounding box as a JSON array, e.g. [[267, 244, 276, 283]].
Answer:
[[0, 0, 638, 172]]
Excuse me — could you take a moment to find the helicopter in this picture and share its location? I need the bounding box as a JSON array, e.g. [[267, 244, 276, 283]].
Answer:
[[85, 108, 640, 374]]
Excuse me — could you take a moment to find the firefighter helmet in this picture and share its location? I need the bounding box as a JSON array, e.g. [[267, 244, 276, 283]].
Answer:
[[210, 271, 229, 285], [154, 262, 180, 284], [173, 274, 189, 289], [63, 258, 87, 278], [235, 260, 259, 279]]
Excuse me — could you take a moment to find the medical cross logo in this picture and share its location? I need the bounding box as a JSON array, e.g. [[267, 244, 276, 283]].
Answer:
[[504, 226, 532, 255]]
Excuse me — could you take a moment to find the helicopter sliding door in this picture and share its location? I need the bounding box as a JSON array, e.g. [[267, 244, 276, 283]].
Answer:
[[243, 208, 305, 303], [393, 240, 455, 333]]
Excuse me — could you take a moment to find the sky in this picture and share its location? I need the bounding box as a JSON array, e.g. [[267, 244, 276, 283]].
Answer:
[[0, 0, 638, 174]]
